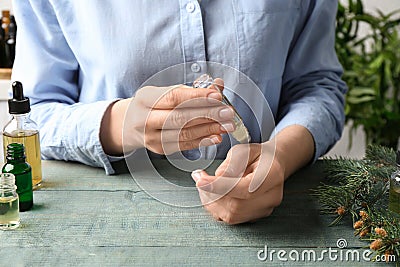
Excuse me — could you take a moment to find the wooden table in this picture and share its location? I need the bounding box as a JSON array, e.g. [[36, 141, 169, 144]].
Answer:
[[0, 160, 390, 266]]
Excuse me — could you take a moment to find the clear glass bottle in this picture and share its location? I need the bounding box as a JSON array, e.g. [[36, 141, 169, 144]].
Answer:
[[2, 81, 42, 189], [0, 173, 20, 230], [193, 74, 251, 144], [389, 150, 400, 214], [2, 143, 33, 212]]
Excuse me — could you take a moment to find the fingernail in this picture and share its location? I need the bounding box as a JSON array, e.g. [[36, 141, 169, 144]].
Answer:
[[213, 84, 223, 92], [208, 92, 221, 100], [219, 107, 234, 119], [220, 122, 234, 132], [191, 169, 203, 182], [211, 136, 221, 144]]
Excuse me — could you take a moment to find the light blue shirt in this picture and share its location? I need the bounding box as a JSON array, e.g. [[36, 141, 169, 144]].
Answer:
[[12, 0, 347, 174]]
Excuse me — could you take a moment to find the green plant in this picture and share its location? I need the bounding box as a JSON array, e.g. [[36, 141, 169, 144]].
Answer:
[[312, 145, 400, 262], [336, 0, 400, 149]]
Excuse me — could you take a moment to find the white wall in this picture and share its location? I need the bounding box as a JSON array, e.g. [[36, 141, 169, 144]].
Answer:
[[0, 0, 12, 13], [361, 0, 400, 14], [0, 0, 12, 161]]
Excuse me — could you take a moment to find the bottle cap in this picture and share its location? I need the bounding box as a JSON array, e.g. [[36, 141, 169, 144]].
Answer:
[[8, 81, 30, 114]]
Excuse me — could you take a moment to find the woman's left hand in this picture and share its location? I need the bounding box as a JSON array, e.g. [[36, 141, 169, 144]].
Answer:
[[191, 141, 285, 225]]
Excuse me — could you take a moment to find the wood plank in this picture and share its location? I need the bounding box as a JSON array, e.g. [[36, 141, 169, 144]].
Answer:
[[0, 190, 364, 249], [1, 160, 389, 266], [40, 160, 136, 191]]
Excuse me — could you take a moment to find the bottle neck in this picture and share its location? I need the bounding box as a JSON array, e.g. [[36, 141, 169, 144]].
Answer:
[[6, 157, 25, 164], [12, 113, 29, 120], [0, 174, 17, 195], [6, 143, 27, 163], [0, 173, 15, 186], [12, 113, 30, 131]]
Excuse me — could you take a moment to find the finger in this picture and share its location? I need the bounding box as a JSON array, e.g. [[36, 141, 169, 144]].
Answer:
[[161, 135, 222, 155], [161, 121, 235, 142], [196, 173, 249, 199], [146, 106, 234, 129], [139, 85, 223, 109], [215, 144, 274, 193], [215, 144, 260, 177], [202, 193, 278, 224], [211, 78, 224, 93], [195, 159, 281, 199], [248, 143, 275, 193]]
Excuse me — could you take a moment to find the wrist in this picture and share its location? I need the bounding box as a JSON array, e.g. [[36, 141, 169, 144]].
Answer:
[[100, 99, 128, 156], [267, 125, 315, 179]]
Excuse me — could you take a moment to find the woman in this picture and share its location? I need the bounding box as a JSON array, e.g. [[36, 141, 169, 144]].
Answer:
[[12, 0, 346, 224]]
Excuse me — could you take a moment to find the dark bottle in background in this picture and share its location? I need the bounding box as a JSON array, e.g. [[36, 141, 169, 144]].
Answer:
[[0, 26, 6, 67], [0, 10, 16, 68], [5, 15, 16, 67], [2, 143, 34, 212], [1, 10, 10, 37]]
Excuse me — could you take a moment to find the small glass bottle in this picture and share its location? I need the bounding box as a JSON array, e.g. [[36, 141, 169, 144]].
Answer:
[[389, 150, 400, 214], [0, 173, 20, 230], [2, 81, 43, 189], [2, 143, 33, 212], [193, 74, 251, 144]]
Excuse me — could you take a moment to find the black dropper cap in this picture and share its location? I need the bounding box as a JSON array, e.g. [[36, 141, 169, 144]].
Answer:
[[8, 81, 30, 114]]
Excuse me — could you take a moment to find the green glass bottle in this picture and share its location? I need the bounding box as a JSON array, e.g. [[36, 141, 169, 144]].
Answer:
[[2, 143, 33, 212]]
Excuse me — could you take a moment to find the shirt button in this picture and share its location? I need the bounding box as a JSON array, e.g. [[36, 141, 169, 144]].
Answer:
[[191, 63, 201, 73], [186, 2, 196, 13]]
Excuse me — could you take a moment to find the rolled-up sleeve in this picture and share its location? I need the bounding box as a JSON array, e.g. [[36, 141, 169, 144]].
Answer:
[[276, 0, 347, 161]]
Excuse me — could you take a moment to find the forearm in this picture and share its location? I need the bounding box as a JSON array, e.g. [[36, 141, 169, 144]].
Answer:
[[270, 125, 315, 180]]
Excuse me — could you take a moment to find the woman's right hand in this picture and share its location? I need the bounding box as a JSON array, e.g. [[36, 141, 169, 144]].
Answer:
[[100, 80, 235, 156]]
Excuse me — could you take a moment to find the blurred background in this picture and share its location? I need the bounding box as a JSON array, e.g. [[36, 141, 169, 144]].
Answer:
[[0, 0, 399, 160]]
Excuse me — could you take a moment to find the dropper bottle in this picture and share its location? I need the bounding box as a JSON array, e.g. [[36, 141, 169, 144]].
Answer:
[[2, 81, 42, 189], [193, 74, 251, 144]]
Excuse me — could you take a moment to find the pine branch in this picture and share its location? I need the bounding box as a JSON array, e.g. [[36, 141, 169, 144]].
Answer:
[[314, 145, 399, 262], [365, 144, 397, 166]]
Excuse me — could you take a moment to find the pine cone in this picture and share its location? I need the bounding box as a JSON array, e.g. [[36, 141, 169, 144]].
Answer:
[[374, 227, 388, 237], [359, 210, 368, 220], [359, 228, 370, 237], [369, 239, 383, 251], [353, 220, 363, 229], [336, 206, 346, 216]]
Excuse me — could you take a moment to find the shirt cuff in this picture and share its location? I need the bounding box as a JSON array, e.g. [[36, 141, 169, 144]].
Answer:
[[272, 102, 342, 163], [61, 100, 119, 175]]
